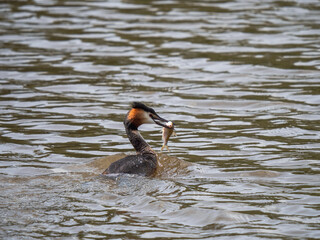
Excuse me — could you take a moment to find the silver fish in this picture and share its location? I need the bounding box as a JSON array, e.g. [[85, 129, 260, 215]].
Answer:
[[161, 121, 176, 152]]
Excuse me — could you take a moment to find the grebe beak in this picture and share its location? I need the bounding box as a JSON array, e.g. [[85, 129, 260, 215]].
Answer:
[[150, 114, 171, 129]]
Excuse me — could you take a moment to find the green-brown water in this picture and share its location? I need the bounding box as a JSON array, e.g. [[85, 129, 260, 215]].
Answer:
[[1, 0, 320, 239]]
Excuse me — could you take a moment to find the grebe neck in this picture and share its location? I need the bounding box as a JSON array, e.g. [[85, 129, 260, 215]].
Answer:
[[126, 127, 155, 155]]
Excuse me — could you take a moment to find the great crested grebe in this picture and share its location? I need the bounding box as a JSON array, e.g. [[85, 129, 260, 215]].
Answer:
[[102, 102, 173, 176]]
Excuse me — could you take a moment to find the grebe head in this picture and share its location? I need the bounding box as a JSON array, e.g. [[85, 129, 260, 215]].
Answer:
[[125, 102, 172, 130]]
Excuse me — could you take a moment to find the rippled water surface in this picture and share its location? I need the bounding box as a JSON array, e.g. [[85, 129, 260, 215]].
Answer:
[[1, 0, 320, 239]]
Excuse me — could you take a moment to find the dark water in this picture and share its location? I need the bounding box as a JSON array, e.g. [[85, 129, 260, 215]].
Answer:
[[1, 0, 320, 239]]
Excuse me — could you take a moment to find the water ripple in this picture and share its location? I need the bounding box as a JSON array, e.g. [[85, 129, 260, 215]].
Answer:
[[1, 0, 320, 239]]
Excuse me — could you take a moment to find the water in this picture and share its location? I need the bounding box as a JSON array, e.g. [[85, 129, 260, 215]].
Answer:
[[1, 0, 320, 239]]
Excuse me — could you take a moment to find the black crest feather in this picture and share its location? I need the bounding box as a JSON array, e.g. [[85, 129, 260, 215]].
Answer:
[[131, 102, 156, 114]]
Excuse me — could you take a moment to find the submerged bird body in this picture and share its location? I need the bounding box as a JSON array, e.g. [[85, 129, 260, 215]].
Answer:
[[105, 153, 157, 176], [102, 102, 172, 177]]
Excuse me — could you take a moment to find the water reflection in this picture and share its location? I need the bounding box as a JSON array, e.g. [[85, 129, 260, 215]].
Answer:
[[1, 0, 320, 239]]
